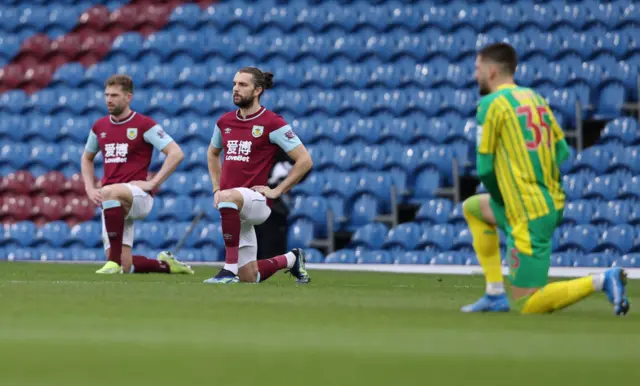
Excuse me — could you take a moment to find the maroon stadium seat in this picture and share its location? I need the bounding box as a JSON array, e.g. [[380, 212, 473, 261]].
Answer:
[[31, 195, 65, 225], [52, 33, 83, 60], [62, 173, 88, 196], [78, 33, 113, 67], [77, 6, 111, 31], [109, 4, 138, 30], [22, 64, 55, 93], [63, 195, 95, 226], [34, 171, 66, 196], [0, 64, 26, 89], [0, 171, 34, 196], [20, 34, 52, 60], [135, 4, 174, 35], [0, 195, 33, 223]]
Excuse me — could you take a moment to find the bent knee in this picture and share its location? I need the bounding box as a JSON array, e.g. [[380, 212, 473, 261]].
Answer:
[[102, 184, 132, 202], [217, 189, 244, 209]]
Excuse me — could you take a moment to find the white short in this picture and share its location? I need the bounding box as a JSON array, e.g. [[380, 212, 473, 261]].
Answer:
[[231, 187, 271, 268], [102, 183, 154, 250]]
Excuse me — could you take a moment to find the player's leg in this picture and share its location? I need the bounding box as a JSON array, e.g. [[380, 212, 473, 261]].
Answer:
[[216, 189, 245, 275], [460, 194, 509, 312], [95, 183, 133, 273], [514, 214, 630, 315], [235, 224, 307, 284]]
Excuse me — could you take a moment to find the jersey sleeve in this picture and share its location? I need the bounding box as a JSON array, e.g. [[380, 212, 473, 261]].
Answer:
[[547, 108, 565, 144], [269, 116, 302, 152], [476, 98, 501, 155], [211, 124, 223, 149], [85, 130, 99, 153], [143, 124, 174, 151]]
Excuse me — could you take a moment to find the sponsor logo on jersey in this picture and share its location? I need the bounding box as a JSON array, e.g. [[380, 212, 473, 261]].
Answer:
[[252, 125, 264, 138], [127, 128, 138, 140]]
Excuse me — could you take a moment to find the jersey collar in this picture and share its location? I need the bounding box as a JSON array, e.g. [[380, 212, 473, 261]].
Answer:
[[110, 110, 136, 125], [236, 106, 266, 121], [496, 83, 517, 91]]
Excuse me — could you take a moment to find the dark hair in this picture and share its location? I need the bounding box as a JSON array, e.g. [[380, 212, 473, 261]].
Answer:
[[105, 74, 134, 94], [238, 67, 274, 97], [478, 43, 518, 75]]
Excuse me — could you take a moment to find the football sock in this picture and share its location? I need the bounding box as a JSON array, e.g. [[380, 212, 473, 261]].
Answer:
[[219, 202, 240, 275], [103, 200, 124, 266], [463, 197, 504, 294], [257, 255, 288, 282], [131, 255, 170, 273], [521, 276, 598, 314]]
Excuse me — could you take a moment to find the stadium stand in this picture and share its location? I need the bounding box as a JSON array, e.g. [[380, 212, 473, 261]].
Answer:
[[0, 0, 639, 270]]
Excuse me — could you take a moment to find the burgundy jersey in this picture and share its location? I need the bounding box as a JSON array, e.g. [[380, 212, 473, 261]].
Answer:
[[211, 107, 302, 191], [85, 111, 174, 186]]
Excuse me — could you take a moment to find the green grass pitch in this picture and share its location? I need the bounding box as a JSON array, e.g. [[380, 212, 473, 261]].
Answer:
[[0, 262, 638, 386]]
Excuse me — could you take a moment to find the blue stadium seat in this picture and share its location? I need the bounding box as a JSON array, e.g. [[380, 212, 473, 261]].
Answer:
[[287, 219, 314, 250], [452, 228, 473, 251], [415, 198, 453, 225], [350, 223, 389, 249], [433, 252, 464, 265], [614, 254, 640, 268], [596, 82, 626, 120], [304, 248, 325, 264], [550, 252, 576, 267], [3, 221, 37, 247], [28, 144, 62, 169], [194, 223, 224, 249], [34, 221, 69, 248], [325, 249, 356, 264], [40, 248, 71, 262], [596, 224, 635, 255], [418, 224, 454, 252], [1, 142, 29, 169], [134, 222, 166, 249], [159, 196, 193, 222], [591, 200, 632, 227], [559, 224, 599, 253], [576, 253, 614, 268], [562, 200, 593, 225], [584, 174, 620, 201], [394, 251, 432, 265], [349, 194, 379, 230], [411, 168, 440, 201], [8, 248, 41, 261], [382, 222, 421, 250], [67, 222, 101, 248], [356, 250, 393, 264], [619, 176, 640, 199]]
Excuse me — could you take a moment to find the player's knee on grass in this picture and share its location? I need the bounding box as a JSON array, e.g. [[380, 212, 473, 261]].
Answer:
[[217, 189, 244, 211], [238, 261, 258, 283], [101, 184, 133, 214]]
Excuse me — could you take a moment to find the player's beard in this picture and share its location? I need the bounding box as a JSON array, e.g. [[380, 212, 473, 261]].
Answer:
[[108, 103, 126, 116], [478, 79, 491, 96], [234, 94, 255, 109]]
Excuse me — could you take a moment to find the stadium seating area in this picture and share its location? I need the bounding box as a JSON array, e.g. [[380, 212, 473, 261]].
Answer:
[[0, 0, 639, 268]]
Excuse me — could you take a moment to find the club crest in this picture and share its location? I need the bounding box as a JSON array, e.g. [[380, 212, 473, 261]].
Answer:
[[127, 128, 138, 140], [252, 125, 264, 138]]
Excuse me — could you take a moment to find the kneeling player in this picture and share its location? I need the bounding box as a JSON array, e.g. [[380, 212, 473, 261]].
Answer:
[[204, 67, 313, 284], [462, 43, 629, 315], [81, 74, 193, 275]]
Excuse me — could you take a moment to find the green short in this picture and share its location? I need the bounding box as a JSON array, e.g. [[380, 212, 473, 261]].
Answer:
[[489, 198, 564, 288]]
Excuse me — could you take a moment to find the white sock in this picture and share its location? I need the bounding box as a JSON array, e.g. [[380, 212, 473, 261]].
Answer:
[[486, 282, 505, 295], [285, 252, 296, 269], [592, 273, 605, 291], [224, 263, 238, 275]]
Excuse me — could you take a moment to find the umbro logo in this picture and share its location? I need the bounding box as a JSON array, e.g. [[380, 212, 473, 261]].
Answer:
[[225, 128, 232, 134], [101, 132, 106, 138]]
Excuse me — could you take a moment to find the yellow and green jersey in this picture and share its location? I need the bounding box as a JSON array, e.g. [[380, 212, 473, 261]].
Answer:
[[476, 84, 568, 226]]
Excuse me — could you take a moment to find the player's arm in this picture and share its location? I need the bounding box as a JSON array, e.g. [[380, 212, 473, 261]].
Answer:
[[476, 99, 503, 204], [81, 130, 102, 205], [263, 124, 312, 197], [208, 124, 223, 193], [142, 124, 184, 190]]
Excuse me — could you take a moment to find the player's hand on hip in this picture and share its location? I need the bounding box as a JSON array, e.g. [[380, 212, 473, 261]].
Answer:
[[87, 187, 103, 206], [129, 180, 155, 192], [251, 185, 280, 199]]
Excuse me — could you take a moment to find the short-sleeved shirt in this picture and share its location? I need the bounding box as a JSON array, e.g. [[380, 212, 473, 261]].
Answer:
[[85, 110, 173, 186], [211, 107, 302, 192]]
